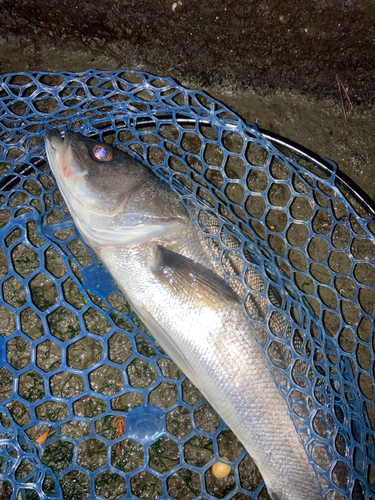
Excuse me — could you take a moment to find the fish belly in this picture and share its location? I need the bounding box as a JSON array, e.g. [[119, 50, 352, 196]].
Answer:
[[99, 244, 322, 500]]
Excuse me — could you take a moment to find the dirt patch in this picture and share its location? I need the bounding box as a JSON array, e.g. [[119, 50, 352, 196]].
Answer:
[[1, 0, 374, 104]]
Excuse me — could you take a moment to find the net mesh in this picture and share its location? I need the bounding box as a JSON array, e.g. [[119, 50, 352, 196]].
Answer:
[[0, 70, 374, 500]]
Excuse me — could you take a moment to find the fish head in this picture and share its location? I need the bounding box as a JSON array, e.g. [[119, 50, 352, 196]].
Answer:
[[45, 129, 189, 247]]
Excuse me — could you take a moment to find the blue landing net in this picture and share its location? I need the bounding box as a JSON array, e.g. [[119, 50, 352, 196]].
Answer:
[[0, 70, 374, 500]]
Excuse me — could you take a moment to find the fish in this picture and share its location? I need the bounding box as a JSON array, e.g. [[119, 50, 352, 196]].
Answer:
[[45, 129, 323, 500]]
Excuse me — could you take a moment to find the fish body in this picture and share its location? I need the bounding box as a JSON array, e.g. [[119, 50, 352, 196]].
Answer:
[[45, 129, 322, 500]]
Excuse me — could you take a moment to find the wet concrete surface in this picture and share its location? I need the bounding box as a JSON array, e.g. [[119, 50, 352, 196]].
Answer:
[[0, 17, 374, 204], [1, 0, 375, 104]]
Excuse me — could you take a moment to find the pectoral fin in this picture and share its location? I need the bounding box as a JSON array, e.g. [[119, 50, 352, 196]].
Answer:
[[151, 245, 240, 311]]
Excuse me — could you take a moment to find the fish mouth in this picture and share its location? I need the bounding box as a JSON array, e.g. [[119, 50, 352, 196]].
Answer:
[[44, 129, 88, 224], [45, 128, 64, 150], [45, 129, 88, 179]]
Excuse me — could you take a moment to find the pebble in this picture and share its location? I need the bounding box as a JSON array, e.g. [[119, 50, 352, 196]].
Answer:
[[212, 458, 232, 478]]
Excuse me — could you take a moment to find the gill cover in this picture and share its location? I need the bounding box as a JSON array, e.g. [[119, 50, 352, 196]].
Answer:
[[45, 129, 189, 246]]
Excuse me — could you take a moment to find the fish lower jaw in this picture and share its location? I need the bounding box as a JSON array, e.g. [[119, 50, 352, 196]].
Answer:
[[74, 218, 187, 250]]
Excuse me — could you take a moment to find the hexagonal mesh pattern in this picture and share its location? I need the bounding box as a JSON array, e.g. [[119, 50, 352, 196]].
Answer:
[[0, 70, 374, 500]]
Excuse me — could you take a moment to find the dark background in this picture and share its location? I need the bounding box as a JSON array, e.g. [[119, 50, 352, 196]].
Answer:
[[1, 0, 374, 104]]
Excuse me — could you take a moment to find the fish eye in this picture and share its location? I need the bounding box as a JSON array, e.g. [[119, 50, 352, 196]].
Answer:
[[92, 144, 113, 161]]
